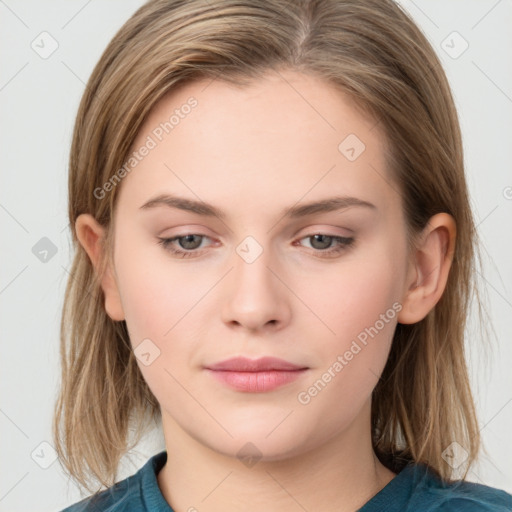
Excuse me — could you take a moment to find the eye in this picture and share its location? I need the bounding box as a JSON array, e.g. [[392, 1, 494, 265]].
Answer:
[[157, 234, 212, 258], [295, 234, 355, 258]]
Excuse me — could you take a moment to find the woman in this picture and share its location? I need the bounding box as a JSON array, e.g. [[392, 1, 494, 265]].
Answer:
[[54, 0, 512, 510]]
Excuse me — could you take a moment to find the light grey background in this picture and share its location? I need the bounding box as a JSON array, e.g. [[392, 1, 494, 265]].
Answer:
[[0, 1, 511, 510]]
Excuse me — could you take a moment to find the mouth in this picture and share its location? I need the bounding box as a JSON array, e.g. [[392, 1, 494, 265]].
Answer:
[[204, 356, 309, 392]]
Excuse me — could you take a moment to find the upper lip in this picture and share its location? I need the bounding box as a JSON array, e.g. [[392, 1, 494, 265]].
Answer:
[[206, 356, 307, 372]]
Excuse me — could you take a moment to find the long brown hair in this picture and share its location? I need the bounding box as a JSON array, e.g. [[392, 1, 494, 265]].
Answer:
[[53, 0, 485, 494]]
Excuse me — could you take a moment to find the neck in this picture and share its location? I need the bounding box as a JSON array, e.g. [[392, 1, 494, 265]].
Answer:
[[157, 400, 396, 512]]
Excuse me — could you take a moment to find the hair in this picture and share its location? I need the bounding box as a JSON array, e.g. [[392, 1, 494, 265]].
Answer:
[[53, 0, 487, 495]]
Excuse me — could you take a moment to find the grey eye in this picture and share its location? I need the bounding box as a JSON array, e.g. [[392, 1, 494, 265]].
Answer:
[[176, 234, 204, 250]]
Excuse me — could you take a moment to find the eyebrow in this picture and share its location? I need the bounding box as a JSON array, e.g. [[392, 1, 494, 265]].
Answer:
[[139, 193, 376, 220]]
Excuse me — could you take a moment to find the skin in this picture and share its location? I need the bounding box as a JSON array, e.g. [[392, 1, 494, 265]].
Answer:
[[76, 69, 456, 511]]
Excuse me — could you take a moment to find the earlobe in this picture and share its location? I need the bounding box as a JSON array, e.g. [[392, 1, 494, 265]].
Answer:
[[75, 214, 125, 322], [397, 213, 456, 325]]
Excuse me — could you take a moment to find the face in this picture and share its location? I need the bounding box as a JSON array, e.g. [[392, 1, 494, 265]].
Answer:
[[107, 69, 412, 460]]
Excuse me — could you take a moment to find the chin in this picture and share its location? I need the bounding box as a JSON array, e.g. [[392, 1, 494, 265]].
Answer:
[[196, 420, 315, 463]]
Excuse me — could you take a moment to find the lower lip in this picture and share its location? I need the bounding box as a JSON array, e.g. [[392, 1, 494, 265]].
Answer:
[[206, 369, 308, 392]]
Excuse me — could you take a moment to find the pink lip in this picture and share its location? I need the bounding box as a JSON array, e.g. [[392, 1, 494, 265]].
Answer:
[[206, 356, 306, 371], [205, 357, 308, 392]]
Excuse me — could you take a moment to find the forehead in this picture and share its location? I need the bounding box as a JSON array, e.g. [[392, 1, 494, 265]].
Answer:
[[116, 69, 395, 218]]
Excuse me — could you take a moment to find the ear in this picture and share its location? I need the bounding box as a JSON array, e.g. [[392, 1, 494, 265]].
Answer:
[[75, 213, 125, 321], [397, 213, 456, 324]]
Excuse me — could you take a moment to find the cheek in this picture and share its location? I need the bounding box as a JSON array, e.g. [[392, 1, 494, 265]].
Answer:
[[114, 239, 197, 346], [114, 246, 202, 407], [307, 251, 403, 342], [300, 249, 403, 398]]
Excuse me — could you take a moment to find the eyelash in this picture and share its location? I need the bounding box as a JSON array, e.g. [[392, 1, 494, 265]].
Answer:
[[157, 233, 355, 259]]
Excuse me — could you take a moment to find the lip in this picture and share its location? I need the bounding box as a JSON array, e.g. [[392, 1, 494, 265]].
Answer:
[[206, 356, 307, 372], [205, 357, 309, 392]]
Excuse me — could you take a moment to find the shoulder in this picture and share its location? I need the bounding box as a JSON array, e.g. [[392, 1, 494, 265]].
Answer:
[[406, 464, 512, 512], [58, 451, 169, 512], [429, 480, 512, 511], [59, 474, 137, 512], [360, 462, 512, 512]]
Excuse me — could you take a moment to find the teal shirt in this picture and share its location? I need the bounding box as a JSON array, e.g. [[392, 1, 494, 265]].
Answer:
[[60, 451, 512, 511]]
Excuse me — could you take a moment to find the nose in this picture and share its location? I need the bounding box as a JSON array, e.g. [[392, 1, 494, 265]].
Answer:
[[220, 242, 291, 333]]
